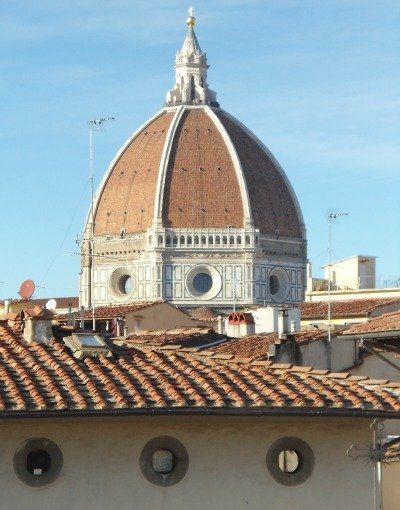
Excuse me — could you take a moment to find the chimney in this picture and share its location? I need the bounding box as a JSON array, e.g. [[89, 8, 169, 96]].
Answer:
[[4, 299, 10, 314], [80, 306, 85, 329], [217, 315, 223, 334], [278, 309, 289, 340], [67, 303, 76, 327], [22, 306, 54, 345], [116, 316, 125, 336]]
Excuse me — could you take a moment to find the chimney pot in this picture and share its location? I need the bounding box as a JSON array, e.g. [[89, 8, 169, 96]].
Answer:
[[278, 309, 289, 339]]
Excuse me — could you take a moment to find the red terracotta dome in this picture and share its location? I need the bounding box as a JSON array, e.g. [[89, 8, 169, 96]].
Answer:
[[93, 106, 304, 239]]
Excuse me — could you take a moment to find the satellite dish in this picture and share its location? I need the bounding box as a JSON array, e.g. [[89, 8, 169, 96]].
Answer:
[[45, 299, 57, 310], [19, 279, 35, 300]]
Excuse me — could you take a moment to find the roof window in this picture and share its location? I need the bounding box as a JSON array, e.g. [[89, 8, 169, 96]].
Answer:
[[63, 333, 112, 360]]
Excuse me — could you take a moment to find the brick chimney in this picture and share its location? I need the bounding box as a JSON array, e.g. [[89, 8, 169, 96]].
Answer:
[[21, 306, 54, 344]]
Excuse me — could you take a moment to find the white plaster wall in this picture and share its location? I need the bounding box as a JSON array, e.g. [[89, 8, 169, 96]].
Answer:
[[350, 352, 400, 382], [347, 352, 400, 510], [323, 256, 376, 291], [383, 463, 400, 510], [252, 306, 301, 333], [306, 287, 400, 302], [330, 337, 359, 371], [0, 415, 381, 510]]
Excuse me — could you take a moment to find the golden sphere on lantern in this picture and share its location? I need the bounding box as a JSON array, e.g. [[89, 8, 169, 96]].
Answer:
[[186, 15, 196, 28]]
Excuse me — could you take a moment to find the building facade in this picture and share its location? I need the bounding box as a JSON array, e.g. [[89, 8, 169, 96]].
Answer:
[[80, 12, 307, 310]]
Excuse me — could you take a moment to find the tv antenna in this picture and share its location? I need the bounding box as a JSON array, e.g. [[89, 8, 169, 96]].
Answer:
[[88, 117, 115, 331], [326, 210, 349, 369]]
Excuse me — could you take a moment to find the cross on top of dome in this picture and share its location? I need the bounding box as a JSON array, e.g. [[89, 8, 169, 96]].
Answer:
[[165, 9, 218, 107]]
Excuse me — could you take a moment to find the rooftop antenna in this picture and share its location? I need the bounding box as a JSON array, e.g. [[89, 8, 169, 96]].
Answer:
[[88, 117, 115, 331], [18, 279, 36, 300], [326, 211, 348, 369]]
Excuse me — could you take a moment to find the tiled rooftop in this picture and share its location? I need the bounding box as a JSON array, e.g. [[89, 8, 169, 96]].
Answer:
[[211, 330, 330, 360], [126, 327, 224, 348], [300, 298, 400, 319], [212, 333, 277, 359], [74, 301, 166, 319], [1, 297, 79, 314], [294, 329, 332, 343], [188, 307, 219, 322], [342, 311, 400, 335], [0, 322, 399, 417]]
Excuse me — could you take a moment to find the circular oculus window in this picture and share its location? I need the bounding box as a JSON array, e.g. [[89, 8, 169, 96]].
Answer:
[[109, 267, 135, 301], [140, 436, 189, 487], [192, 272, 213, 293], [14, 438, 63, 487], [268, 267, 289, 302], [118, 274, 133, 295], [186, 265, 222, 301], [266, 437, 314, 486]]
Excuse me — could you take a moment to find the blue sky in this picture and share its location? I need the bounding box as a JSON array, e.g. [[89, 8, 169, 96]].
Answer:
[[1, 0, 399, 300]]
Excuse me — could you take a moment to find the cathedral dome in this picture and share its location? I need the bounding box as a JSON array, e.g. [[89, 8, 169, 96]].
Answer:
[[81, 10, 307, 311], [93, 106, 304, 239]]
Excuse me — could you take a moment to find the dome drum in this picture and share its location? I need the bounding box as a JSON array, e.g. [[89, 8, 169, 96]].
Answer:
[[150, 227, 259, 250], [80, 247, 305, 309]]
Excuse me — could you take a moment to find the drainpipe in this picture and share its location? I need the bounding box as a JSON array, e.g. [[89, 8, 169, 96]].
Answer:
[[372, 420, 383, 510]]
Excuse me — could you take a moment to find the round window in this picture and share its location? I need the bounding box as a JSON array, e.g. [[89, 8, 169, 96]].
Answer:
[[269, 274, 279, 295], [118, 274, 133, 295], [152, 448, 175, 474], [278, 449, 300, 473], [268, 267, 289, 302], [140, 436, 189, 487], [14, 438, 63, 487], [27, 449, 52, 476], [266, 437, 314, 486], [186, 265, 222, 301], [109, 267, 135, 302], [193, 273, 212, 294]]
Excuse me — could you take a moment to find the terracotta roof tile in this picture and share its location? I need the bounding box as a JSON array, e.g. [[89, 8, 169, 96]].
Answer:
[[4, 297, 79, 314], [212, 333, 277, 359], [75, 301, 166, 320], [292, 329, 330, 343], [300, 298, 400, 319], [342, 311, 400, 335], [125, 327, 224, 348], [188, 307, 219, 321], [0, 325, 399, 416]]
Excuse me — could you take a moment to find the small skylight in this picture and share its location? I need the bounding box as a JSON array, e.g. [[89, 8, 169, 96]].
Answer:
[[63, 333, 112, 360]]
